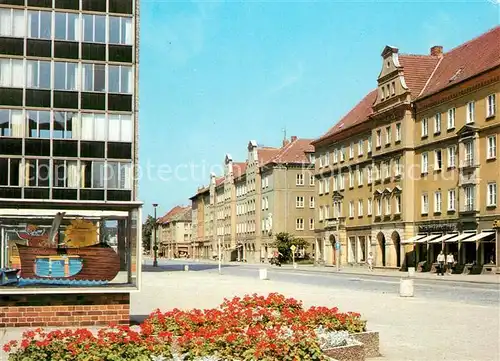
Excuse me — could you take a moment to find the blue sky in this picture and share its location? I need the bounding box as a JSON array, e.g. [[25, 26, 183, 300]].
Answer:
[[139, 0, 499, 218]]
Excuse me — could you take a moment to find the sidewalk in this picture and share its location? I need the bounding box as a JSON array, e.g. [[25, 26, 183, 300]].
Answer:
[[149, 257, 500, 284]]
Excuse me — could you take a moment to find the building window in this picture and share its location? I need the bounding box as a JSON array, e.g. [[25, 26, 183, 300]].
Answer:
[[28, 10, 52, 40], [54, 62, 78, 91], [358, 139, 363, 156], [26, 60, 51, 89], [83, 14, 106, 43], [349, 142, 354, 159], [367, 136, 372, 152], [358, 199, 363, 217], [108, 65, 133, 94], [108, 114, 133, 142], [295, 218, 304, 230], [333, 175, 338, 191], [391, 81, 396, 95], [318, 179, 323, 194], [487, 136, 497, 159], [324, 152, 330, 166], [435, 149, 442, 170], [25, 159, 50, 187], [376, 130, 381, 147], [54, 12, 79, 41], [384, 196, 391, 215], [434, 191, 442, 213], [0, 59, 24, 88], [367, 166, 372, 184], [487, 182, 497, 207], [0, 109, 23, 138], [309, 153, 315, 163], [434, 113, 441, 134], [324, 205, 330, 219], [367, 198, 372, 215], [374, 164, 380, 181], [83, 63, 106, 92], [109, 16, 133, 45], [447, 146, 456, 168], [324, 178, 330, 193], [383, 161, 390, 179], [296, 196, 304, 208], [394, 158, 401, 176], [447, 108, 455, 129], [395, 123, 401, 142], [376, 198, 382, 216], [421, 153, 428, 174], [340, 147, 345, 162], [53, 160, 79, 188], [0, 158, 21, 186], [81, 113, 106, 141], [309, 196, 315, 208], [333, 149, 338, 163], [339, 174, 345, 190], [0, 8, 25, 37], [319, 156, 323, 168], [296, 173, 304, 186], [349, 201, 354, 218], [421, 193, 429, 214], [464, 141, 474, 165], [395, 195, 401, 214], [487, 94, 496, 118], [464, 186, 475, 211], [448, 189, 456, 211], [349, 171, 354, 188], [309, 175, 315, 186], [357, 168, 363, 186], [309, 218, 314, 230], [466, 101, 475, 123], [26, 110, 51, 138], [319, 206, 324, 221], [385, 126, 391, 145], [421, 118, 428, 137]]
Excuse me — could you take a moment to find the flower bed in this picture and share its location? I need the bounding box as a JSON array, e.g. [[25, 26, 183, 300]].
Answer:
[[4, 293, 371, 361]]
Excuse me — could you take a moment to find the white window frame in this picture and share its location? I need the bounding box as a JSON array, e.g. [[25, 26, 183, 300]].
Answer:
[[0, 59, 24, 88], [367, 198, 373, 216], [358, 199, 363, 217], [83, 13, 106, 43], [324, 178, 330, 193], [339, 174, 345, 190], [324, 152, 330, 166], [466, 101, 475, 124], [434, 191, 442, 213], [435, 149, 442, 170], [487, 135, 497, 160], [385, 126, 391, 145], [487, 94, 496, 118], [318, 179, 323, 194], [54, 61, 79, 91], [383, 161, 390, 179], [384, 196, 391, 215], [26, 60, 52, 89], [422, 153, 428, 174], [395, 158, 401, 177], [447, 108, 455, 129], [340, 147, 345, 162], [295, 218, 304, 231], [309, 218, 314, 230], [421, 118, 428, 137], [349, 201, 354, 218], [54, 11, 79, 41], [0, 8, 25, 38], [376, 130, 381, 147], [448, 189, 456, 211], [367, 137, 372, 152], [296, 196, 304, 208], [358, 139, 363, 156], [296, 173, 304, 186], [309, 196, 315, 209], [421, 193, 429, 214], [309, 174, 315, 186], [349, 171, 354, 188], [367, 167, 372, 184], [108, 65, 133, 94], [487, 182, 497, 207], [349, 142, 354, 159], [28, 10, 52, 40], [357, 168, 363, 186], [447, 146, 456, 168], [434, 113, 441, 134], [395, 123, 401, 142], [333, 149, 338, 163], [376, 198, 382, 216], [319, 206, 324, 221], [395, 195, 401, 214], [108, 15, 133, 45]]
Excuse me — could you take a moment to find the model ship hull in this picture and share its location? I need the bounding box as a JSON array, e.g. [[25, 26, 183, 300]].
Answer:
[[16, 244, 120, 281]]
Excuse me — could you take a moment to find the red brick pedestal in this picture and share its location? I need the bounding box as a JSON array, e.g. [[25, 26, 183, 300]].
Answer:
[[0, 293, 130, 327]]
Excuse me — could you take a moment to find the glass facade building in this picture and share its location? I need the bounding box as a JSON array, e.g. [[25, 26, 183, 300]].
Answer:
[[0, 0, 141, 292]]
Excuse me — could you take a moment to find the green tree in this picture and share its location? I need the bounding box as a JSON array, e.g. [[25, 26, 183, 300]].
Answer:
[[271, 232, 308, 263], [142, 215, 156, 253]]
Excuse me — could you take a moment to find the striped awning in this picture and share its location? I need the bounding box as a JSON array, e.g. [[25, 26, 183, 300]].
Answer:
[[401, 234, 426, 244], [415, 234, 441, 243], [428, 233, 458, 244], [461, 231, 496, 243], [445, 232, 476, 243]]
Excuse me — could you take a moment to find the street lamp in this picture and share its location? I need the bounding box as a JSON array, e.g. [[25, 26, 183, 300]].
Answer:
[[153, 203, 158, 267]]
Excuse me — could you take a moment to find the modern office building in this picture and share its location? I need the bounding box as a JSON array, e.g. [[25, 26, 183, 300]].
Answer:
[[0, 0, 141, 327]]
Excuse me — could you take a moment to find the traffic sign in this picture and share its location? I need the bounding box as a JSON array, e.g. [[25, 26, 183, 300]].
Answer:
[[290, 245, 296, 252]]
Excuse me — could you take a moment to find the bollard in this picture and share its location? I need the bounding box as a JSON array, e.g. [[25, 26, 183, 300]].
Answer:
[[399, 278, 414, 297], [184, 265, 189, 272], [408, 267, 416, 278], [259, 268, 269, 280]]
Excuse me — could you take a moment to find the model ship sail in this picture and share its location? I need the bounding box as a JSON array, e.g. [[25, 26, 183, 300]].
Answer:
[[48, 212, 66, 247]]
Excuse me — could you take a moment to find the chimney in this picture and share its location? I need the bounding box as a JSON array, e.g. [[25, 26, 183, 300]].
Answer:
[[430, 46, 443, 57], [290, 136, 297, 142]]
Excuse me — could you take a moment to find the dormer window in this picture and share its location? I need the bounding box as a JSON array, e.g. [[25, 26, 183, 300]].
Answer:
[[391, 81, 395, 95]]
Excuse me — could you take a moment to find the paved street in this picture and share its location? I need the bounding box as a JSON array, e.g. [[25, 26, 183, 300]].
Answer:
[[134, 261, 500, 361]]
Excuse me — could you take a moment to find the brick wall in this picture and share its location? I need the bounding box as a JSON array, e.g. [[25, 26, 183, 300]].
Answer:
[[0, 293, 130, 328]]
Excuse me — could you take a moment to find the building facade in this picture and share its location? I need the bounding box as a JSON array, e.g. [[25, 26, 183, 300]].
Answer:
[[0, 0, 141, 326], [157, 206, 192, 258], [313, 26, 499, 274], [190, 136, 316, 262]]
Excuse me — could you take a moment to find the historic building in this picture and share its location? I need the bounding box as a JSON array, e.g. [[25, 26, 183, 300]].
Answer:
[[157, 206, 192, 258], [190, 136, 316, 262], [313, 26, 499, 273]]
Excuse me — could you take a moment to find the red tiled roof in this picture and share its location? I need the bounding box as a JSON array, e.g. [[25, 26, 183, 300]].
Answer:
[[419, 26, 500, 98], [157, 205, 184, 224], [233, 162, 247, 178], [257, 147, 280, 166], [313, 89, 378, 144], [398, 54, 441, 98], [269, 138, 314, 164]]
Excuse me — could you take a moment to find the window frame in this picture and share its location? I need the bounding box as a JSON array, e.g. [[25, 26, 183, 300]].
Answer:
[[487, 135, 497, 160], [447, 108, 456, 129], [487, 94, 496, 118], [487, 182, 497, 207]]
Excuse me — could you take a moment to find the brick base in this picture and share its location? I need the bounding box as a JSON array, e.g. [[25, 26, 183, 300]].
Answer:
[[0, 293, 130, 328]]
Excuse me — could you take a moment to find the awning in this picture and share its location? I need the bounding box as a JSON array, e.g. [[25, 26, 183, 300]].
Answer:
[[401, 234, 426, 244], [428, 233, 458, 244], [461, 231, 496, 243], [445, 232, 476, 243], [415, 234, 441, 243]]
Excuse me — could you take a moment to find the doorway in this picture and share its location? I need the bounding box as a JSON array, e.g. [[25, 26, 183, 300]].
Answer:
[[391, 231, 401, 268], [377, 232, 386, 267]]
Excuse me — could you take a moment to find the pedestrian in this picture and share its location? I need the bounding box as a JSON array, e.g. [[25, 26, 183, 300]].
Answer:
[[446, 252, 454, 275], [437, 250, 445, 276], [367, 252, 374, 271]]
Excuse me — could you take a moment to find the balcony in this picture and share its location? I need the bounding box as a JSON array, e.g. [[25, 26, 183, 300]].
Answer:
[[460, 201, 478, 215], [324, 217, 345, 230], [460, 157, 479, 170], [459, 171, 479, 186]]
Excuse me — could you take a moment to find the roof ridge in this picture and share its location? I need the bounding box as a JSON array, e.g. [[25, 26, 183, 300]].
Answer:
[[399, 53, 438, 58], [418, 56, 444, 97], [444, 25, 500, 55]]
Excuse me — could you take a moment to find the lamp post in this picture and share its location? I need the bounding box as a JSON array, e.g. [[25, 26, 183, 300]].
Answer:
[[153, 203, 158, 267]]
